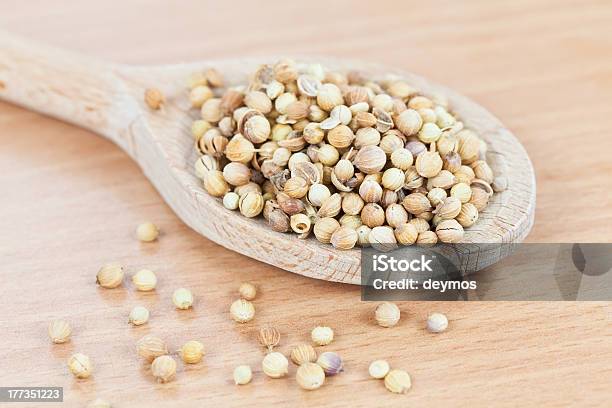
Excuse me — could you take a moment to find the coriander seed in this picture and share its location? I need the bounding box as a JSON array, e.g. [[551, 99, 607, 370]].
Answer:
[[172, 288, 194, 310], [394, 223, 418, 245], [284, 177, 309, 198], [132, 269, 157, 291], [457, 130, 480, 162], [129, 306, 150, 326], [316, 351, 343, 376], [342, 192, 365, 215], [353, 145, 386, 174], [417, 230, 438, 245], [456, 203, 479, 227], [239, 282, 257, 300], [339, 214, 362, 229], [317, 83, 344, 111], [296, 362, 326, 390], [328, 125, 354, 148], [223, 162, 252, 186], [239, 192, 264, 218], [355, 226, 370, 247], [359, 180, 383, 203], [395, 109, 422, 136], [230, 299, 255, 323], [492, 175, 508, 192], [233, 365, 253, 385], [375, 302, 400, 327], [410, 218, 430, 233], [245, 91, 272, 113], [450, 182, 472, 203], [361, 203, 385, 228], [136, 222, 159, 242], [137, 335, 168, 362], [427, 187, 447, 206], [291, 344, 317, 365], [428, 169, 456, 189], [390, 148, 414, 170], [369, 360, 390, 379], [427, 312, 449, 333], [151, 355, 176, 383], [203, 170, 229, 197], [144, 88, 164, 110], [48, 319, 71, 344], [262, 352, 289, 378], [471, 160, 494, 184], [268, 208, 291, 232], [311, 326, 334, 346], [96, 263, 124, 289], [290, 213, 311, 234], [313, 217, 341, 244], [189, 85, 213, 108], [381, 168, 405, 191], [384, 369, 412, 394], [435, 219, 464, 243], [379, 133, 404, 155], [434, 197, 462, 220], [317, 193, 342, 218], [354, 127, 381, 148], [418, 122, 442, 143], [415, 151, 443, 178], [369, 226, 397, 252], [204, 67, 224, 87], [68, 353, 93, 379], [223, 192, 240, 210], [317, 144, 340, 166], [179, 340, 205, 364], [258, 326, 281, 351], [330, 226, 358, 250], [403, 193, 432, 215], [469, 186, 490, 211], [385, 204, 408, 228]]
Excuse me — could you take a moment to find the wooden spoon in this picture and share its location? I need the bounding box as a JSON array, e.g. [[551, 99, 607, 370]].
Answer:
[[0, 33, 536, 284]]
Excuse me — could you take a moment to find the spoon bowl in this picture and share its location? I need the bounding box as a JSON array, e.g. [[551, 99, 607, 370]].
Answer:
[[0, 33, 536, 284]]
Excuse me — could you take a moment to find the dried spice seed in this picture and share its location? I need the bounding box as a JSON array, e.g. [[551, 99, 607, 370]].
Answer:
[[384, 369, 412, 394], [137, 335, 168, 362], [68, 353, 93, 379], [316, 352, 343, 376], [152, 355, 176, 383], [48, 320, 71, 344], [311, 326, 334, 346], [369, 360, 390, 379], [234, 365, 253, 385], [129, 306, 150, 326], [262, 352, 289, 378], [427, 312, 449, 333], [258, 326, 281, 351], [190, 60, 497, 249], [291, 344, 317, 365], [375, 302, 400, 327], [179, 340, 205, 364], [144, 88, 164, 110]]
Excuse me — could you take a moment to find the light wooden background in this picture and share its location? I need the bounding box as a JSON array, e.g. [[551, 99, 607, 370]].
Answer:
[[1, 1, 611, 407]]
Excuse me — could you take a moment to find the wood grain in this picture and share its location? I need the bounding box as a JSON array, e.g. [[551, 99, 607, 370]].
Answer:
[[0, 0, 611, 407]]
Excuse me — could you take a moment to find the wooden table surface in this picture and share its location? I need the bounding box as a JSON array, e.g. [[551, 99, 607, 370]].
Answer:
[[1, 1, 611, 407]]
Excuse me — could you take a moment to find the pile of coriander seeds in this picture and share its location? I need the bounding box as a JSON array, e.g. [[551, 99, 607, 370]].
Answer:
[[191, 60, 500, 250]]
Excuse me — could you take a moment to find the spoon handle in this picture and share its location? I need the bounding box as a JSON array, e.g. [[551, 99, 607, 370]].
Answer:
[[0, 31, 133, 143]]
